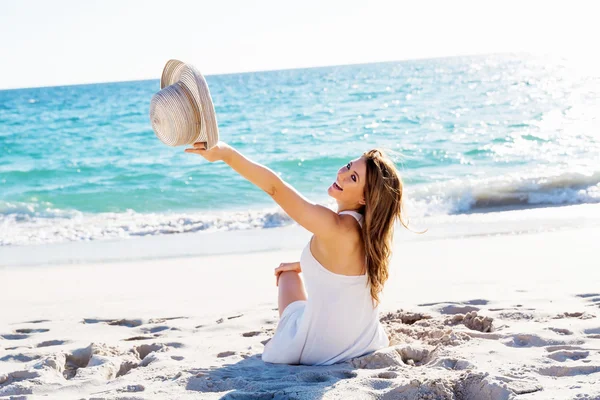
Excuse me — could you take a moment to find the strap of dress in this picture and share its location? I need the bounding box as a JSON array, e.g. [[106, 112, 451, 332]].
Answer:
[[339, 210, 363, 227]]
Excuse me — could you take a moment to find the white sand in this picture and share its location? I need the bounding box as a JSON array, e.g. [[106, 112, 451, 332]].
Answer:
[[1, 205, 600, 399]]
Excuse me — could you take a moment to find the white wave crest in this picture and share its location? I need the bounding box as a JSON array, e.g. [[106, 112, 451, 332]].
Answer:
[[406, 167, 600, 217], [0, 204, 292, 247]]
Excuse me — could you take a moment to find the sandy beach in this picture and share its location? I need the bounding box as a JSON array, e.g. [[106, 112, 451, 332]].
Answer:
[[2, 1, 599, 398], [1, 204, 599, 399]]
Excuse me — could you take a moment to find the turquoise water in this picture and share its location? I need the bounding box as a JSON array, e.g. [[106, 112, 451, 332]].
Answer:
[[1, 54, 599, 246]]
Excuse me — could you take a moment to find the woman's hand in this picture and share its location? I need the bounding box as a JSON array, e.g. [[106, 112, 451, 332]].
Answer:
[[274, 262, 302, 286], [184, 141, 231, 163]]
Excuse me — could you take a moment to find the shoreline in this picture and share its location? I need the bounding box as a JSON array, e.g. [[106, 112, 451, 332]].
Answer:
[[2, 202, 599, 269]]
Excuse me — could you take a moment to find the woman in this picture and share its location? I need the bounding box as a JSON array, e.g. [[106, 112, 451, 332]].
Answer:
[[185, 141, 408, 366]]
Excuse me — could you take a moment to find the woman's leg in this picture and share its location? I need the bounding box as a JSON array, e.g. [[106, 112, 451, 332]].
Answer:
[[277, 271, 307, 317]]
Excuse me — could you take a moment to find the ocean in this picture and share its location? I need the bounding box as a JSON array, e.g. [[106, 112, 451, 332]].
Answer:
[[1, 54, 599, 247]]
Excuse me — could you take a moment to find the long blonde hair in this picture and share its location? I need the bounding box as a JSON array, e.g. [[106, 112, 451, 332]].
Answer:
[[359, 149, 410, 306]]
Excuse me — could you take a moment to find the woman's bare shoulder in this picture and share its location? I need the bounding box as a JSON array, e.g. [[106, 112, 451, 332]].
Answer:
[[312, 216, 364, 275]]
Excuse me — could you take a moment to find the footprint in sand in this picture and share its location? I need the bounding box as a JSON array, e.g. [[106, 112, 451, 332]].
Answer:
[[440, 304, 480, 315], [545, 345, 586, 352], [415, 300, 487, 317], [547, 327, 573, 335], [148, 316, 187, 324], [377, 371, 399, 379], [134, 343, 166, 360], [587, 297, 600, 305], [140, 325, 170, 334], [577, 293, 600, 299], [5, 345, 29, 351], [380, 310, 432, 325], [63, 346, 94, 380], [503, 333, 565, 348], [550, 294, 600, 323], [583, 327, 600, 339], [37, 340, 68, 348], [546, 349, 589, 362], [0, 353, 41, 362], [242, 331, 262, 337], [433, 357, 476, 370], [576, 293, 600, 310], [1, 328, 50, 342], [296, 371, 330, 383], [0, 334, 29, 340], [363, 378, 395, 391], [21, 319, 50, 324], [123, 336, 154, 341], [83, 318, 144, 327], [553, 311, 596, 320], [538, 364, 600, 377], [331, 370, 358, 379], [418, 299, 489, 307], [164, 342, 184, 348], [117, 384, 145, 393], [128, 343, 169, 369], [350, 344, 435, 369], [497, 311, 534, 321], [15, 328, 49, 334], [61, 342, 174, 380], [83, 318, 184, 342], [108, 319, 144, 327]]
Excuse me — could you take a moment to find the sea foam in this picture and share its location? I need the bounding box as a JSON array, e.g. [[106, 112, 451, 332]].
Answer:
[[2, 168, 599, 246]]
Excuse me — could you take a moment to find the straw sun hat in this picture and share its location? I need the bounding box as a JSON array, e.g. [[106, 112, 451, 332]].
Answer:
[[149, 60, 219, 149]]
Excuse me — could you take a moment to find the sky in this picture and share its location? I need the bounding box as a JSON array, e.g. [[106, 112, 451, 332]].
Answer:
[[0, 0, 597, 90]]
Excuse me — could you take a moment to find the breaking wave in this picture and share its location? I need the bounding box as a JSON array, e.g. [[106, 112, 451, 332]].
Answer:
[[2, 168, 599, 246]]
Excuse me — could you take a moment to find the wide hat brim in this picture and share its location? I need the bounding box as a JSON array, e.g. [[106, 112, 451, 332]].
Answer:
[[151, 59, 219, 149]]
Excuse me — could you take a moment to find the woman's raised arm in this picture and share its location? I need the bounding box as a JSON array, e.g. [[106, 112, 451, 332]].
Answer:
[[185, 142, 344, 238]]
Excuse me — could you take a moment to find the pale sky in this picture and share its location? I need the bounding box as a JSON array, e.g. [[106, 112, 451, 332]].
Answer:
[[0, 0, 597, 90]]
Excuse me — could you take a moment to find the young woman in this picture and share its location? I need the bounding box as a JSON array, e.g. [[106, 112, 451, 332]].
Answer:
[[185, 141, 407, 366]]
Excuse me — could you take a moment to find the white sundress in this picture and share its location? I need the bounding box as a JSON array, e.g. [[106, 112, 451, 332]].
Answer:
[[262, 210, 389, 366]]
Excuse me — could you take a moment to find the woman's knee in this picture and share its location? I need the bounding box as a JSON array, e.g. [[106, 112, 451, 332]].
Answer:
[[279, 270, 301, 283], [277, 270, 307, 316], [278, 270, 306, 297], [278, 271, 305, 290]]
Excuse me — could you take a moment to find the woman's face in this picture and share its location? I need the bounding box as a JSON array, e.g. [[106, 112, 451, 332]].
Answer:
[[327, 156, 368, 206]]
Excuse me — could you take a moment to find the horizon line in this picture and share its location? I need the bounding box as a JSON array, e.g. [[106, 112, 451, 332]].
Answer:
[[0, 51, 536, 92]]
